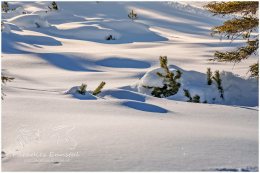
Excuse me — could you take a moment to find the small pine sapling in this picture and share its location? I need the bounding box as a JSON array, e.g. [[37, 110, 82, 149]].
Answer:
[[2, 2, 9, 13], [207, 68, 213, 85], [192, 95, 200, 103], [183, 89, 192, 102], [105, 35, 115, 40], [77, 83, 87, 95], [183, 89, 202, 103], [48, 1, 58, 11], [148, 56, 182, 98], [128, 9, 137, 20], [212, 70, 224, 99], [93, 81, 106, 96]]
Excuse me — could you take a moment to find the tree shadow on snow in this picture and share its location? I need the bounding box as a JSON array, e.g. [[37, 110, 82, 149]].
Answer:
[[95, 57, 151, 69], [121, 100, 168, 113], [2, 32, 62, 54], [36, 53, 101, 72]]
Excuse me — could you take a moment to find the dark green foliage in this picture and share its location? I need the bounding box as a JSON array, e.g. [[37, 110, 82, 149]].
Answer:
[[128, 9, 137, 20], [2, 1, 9, 13], [77, 83, 87, 95], [35, 22, 40, 28], [207, 68, 213, 85], [249, 62, 258, 78], [147, 56, 182, 98], [183, 89, 201, 103], [1, 21, 4, 32], [105, 35, 115, 40], [48, 1, 58, 11], [205, 1, 259, 78], [1, 75, 14, 100], [1, 76, 14, 84], [93, 81, 106, 96], [212, 70, 224, 99], [183, 89, 192, 102], [192, 95, 200, 103], [213, 39, 259, 63], [205, 2, 258, 16]]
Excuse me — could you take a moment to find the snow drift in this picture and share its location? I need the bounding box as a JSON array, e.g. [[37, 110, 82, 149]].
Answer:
[[137, 66, 258, 106], [8, 14, 50, 28]]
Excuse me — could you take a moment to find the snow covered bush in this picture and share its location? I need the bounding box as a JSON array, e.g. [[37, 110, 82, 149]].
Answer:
[[140, 56, 182, 98], [128, 9, 137, 20]]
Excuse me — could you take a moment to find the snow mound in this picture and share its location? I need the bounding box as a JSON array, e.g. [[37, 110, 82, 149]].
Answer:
[[2, 7, 27, 19], [138, 67, 258, 107], [65, 86, 98, 100], [8, 14, 50, 28]]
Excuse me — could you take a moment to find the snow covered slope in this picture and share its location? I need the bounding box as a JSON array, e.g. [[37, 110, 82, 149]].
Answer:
[[2, 1, 258, 171]]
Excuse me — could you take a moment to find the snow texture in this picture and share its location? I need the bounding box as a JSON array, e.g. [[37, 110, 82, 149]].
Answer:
[[2, 1, 258, 172]]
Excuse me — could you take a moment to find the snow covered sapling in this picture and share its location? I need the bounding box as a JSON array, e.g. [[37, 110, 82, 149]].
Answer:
[[212, 70, 224, 99], [93, 81, 106, 96], [2, 2, 9, 13], [146, 56, 182, 98], [48, 1, 58, 11], [207, 68, 212, 85], [128, 9, 137, 20], [77, 83, 87, 95]]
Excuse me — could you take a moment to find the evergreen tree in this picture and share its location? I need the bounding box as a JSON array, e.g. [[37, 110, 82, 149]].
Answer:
[[77, 83, 87, 95], [146, 56, 181, 98], [128, 9, 137, 20], [48, 1, 58, 11], [207, 68, 213, 85], [93, 81, 106, 95], [205, 2, 259, 78], [2, 1, 9, 13], [212, 70, 224, 99]]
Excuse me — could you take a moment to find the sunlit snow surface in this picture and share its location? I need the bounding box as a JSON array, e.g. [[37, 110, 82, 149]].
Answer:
[[2, 1, 258, 171]]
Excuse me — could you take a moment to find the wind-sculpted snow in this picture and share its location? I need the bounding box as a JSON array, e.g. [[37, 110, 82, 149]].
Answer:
[[8, 14, 50, 28], [2, 1, 258, 171]]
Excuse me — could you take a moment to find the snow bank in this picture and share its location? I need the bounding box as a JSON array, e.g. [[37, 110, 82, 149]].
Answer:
[[138, 67, 258, 107], [8, 14, 50, 28], [65, 86, 98, 100]]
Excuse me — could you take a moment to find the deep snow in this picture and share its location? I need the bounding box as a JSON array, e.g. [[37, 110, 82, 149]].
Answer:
[[1, 1, 258, 171]]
